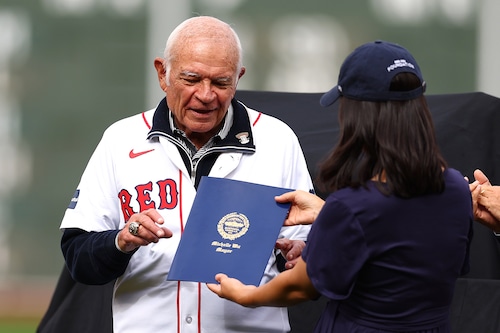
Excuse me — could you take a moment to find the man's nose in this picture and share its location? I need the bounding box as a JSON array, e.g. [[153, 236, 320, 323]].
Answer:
[[196, 81, 216, 102]]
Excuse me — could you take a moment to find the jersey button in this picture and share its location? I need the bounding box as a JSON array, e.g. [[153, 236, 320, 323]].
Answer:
[[185, 316, 193, 324]]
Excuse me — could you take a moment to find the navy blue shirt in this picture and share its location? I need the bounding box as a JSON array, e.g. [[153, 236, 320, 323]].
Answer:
[[302, 168, 473, 333]]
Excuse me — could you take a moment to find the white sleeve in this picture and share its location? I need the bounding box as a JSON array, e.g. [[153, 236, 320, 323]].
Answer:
[[278, 129, 314, 241], [60, 128, 122, 232]]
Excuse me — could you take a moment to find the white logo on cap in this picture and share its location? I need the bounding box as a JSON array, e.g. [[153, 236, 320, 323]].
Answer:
[[387, 59, 415, 72]]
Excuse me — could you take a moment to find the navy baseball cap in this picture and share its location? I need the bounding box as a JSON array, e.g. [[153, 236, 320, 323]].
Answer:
[[320, 40, 426, 107]]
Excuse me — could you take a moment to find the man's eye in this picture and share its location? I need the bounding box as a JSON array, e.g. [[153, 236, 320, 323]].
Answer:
[[215, 81, 231, 87]]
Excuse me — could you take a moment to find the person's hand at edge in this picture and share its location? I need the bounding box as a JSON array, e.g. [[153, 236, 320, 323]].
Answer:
[[469, 169, 500, 233]]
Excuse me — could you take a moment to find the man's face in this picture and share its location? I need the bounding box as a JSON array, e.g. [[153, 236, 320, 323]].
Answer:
[[157, 39, 244, 146]]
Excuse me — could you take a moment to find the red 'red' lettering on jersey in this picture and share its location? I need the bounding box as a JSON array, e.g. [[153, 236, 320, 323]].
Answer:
[[118, 179, 179, 221], [136, 182, 155, 211], [118, 189, 135, 221], [157, 179, 179, 209]]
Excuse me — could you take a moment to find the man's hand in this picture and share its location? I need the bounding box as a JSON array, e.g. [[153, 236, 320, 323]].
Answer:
[[117, 208, 173, 252], [275, 238, 306, 269]]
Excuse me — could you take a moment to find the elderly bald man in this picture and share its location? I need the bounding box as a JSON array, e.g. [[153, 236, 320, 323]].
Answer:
[[59, 16, 314, 332]]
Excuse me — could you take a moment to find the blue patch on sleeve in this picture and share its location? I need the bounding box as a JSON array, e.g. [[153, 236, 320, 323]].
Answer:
[[68, 189, 80, 209]]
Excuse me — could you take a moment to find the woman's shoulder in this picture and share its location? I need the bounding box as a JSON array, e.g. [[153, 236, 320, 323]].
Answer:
[[443, 168, 469, 187], [327, 183, 383, 206]]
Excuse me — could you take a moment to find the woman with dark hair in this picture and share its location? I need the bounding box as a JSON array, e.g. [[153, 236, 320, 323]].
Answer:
[[318, 75, 446, 198], [208, 41, 473, 332]]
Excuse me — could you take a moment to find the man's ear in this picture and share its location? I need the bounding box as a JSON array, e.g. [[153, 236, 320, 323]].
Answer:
[[238, 66, 246, 80], [154, 57, 167, 92]]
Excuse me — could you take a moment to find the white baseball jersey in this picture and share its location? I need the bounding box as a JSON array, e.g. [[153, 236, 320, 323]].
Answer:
[[60, 99, 314, 333]]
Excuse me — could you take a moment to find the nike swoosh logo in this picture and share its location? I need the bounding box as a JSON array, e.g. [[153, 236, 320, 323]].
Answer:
[[129, 149, 155, 159]]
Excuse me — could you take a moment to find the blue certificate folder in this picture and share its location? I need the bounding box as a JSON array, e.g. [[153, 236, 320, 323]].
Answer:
[[167, 176, 292, 286]]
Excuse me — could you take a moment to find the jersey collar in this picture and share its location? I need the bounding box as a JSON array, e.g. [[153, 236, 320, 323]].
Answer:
[[147, 97, 255, 151]]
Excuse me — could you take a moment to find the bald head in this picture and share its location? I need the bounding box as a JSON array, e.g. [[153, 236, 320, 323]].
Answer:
[[153, 16, 246, 148], [163, 16, 243, 82]]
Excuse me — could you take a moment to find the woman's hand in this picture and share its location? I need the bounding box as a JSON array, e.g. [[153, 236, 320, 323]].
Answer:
[[275, 190, 325, 226], [207, 273, 257, 307]]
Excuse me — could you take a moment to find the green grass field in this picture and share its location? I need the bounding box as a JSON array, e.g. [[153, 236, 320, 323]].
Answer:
[[0, 319, 39, 333]]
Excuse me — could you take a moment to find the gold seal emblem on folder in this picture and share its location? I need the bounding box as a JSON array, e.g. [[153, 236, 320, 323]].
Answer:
[[217, 212, 250, 240]]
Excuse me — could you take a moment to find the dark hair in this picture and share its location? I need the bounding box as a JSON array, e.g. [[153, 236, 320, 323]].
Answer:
[[317, 72, 447, 198]]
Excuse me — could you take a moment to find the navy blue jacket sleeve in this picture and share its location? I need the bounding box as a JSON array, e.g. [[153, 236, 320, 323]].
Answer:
[[61, 228, 133, 285]]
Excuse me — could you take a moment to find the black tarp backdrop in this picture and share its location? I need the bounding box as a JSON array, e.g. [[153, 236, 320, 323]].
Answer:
[[38, 91, 500, 333], [235, 90, 500, 280]]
